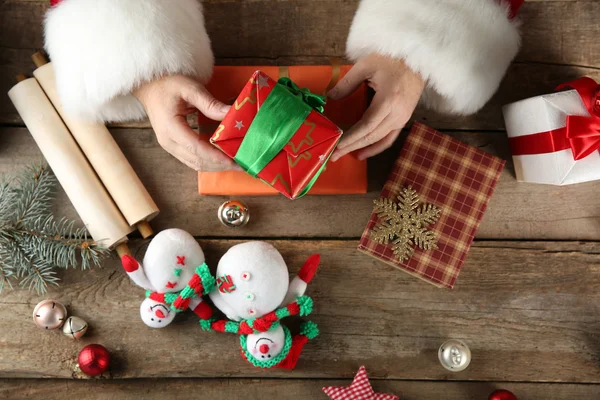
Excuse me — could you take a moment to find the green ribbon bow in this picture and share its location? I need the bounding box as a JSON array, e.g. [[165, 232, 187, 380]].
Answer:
[[234, 75, 334, 199], [278, 77, 327, 114]]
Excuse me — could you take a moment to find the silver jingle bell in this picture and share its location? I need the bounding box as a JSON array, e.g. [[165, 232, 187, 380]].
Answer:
[[438, 339, 471, 372], [218, 200, 250, 228], [62, 316, 89, 339]]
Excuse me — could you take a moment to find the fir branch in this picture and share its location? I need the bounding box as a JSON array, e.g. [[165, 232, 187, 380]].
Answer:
[[13, 165, 54, 229], [0, 164, 109, 294], [0, 259, 13, 293]]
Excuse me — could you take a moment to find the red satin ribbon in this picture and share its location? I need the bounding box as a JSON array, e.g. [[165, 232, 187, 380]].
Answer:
[[509, 77, 600, 161]]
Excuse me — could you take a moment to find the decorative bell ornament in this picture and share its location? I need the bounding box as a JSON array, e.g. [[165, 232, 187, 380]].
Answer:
[[32, 300, 67, 330], [218, 200, 250, 228], [438, 339, 472, 372], [62, 316, 88, 339]]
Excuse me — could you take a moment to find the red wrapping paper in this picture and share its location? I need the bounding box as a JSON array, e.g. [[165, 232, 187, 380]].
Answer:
[[210, 71, 342, 199]]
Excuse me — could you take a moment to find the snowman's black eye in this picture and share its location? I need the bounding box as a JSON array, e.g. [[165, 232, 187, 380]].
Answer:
[[261, 355, 265, 359], [268, 355, 271, 358], [151, 318, 154, 321], [158, 320, 162, 323]]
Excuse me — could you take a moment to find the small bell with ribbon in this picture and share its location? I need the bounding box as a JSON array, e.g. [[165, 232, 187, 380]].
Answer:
[[210, 70, 343, 199], [503, 77, 600, 186]]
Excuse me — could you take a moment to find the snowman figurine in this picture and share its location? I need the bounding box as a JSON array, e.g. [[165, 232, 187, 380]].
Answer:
[[120, 228, 215, 328], [201, 241, 320, 369]]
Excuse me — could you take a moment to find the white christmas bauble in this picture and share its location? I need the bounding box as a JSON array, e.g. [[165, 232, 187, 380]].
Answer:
[[140, 298, 176, 328], [143, 229, 204, 293], [209, 242, 289, 321], [245, 324, 285, 360]]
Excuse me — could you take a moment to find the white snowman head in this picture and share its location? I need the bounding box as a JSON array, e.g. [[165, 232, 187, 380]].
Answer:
[[122, 228, 206, 328], [143, 229, 205, 293], [245, 324, 285, 361], [140, 298, 176, 328], [209, 242, 289, 321]]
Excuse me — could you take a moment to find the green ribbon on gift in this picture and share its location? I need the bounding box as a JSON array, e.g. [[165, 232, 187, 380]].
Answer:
[[234, 77, 333, 198], [278, 77, 327, 114]]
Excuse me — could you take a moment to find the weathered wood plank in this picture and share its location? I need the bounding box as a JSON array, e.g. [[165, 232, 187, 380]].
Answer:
[[3, 0, 599, 65], [1, 1, 599, 127], [1, 379, 599, 400], [0, 240, 598, 381], [2, 127, 600, 240]]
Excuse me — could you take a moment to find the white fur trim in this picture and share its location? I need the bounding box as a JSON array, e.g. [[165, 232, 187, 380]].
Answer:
[[347, 0, 521, 115], [44, 0, 214, 122]]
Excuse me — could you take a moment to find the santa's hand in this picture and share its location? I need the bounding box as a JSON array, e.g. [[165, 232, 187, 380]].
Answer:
[[328, 54, 425, 161], [134, 75, 241, 172]]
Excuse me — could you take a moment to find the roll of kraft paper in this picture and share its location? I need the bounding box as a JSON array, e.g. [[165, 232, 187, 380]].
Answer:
[[32, 53, 158, 238], [8, 76, 133, 251]]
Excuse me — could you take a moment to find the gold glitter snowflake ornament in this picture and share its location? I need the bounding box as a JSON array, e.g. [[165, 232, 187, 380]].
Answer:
[[370, 186, 441, 262]]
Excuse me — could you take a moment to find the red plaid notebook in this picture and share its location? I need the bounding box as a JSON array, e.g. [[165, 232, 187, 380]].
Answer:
[[358, 123, 505, 288]]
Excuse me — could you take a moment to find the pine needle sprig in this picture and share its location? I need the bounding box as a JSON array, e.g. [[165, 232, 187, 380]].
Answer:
[[0, 164, 109, 294]]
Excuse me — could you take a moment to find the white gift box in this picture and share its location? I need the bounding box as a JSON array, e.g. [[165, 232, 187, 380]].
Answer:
[[502, 89, 600, 185]]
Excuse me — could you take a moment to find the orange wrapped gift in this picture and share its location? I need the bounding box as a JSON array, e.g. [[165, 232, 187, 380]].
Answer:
[[198, 65, 368, 197]]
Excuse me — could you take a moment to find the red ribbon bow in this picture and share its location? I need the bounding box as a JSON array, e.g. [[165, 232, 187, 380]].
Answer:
[[509, 77, 600, 161]]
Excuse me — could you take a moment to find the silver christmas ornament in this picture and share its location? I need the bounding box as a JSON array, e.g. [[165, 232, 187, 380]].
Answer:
[[438, 339, 471, 372], [218, 200, 250, 228], [62, 316, 88, 339], [32, 300, 67, 330]]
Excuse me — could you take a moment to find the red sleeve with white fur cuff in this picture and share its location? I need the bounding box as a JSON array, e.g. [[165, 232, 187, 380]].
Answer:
[[44, 0, 214, 122], [346, 0, 521, 115]]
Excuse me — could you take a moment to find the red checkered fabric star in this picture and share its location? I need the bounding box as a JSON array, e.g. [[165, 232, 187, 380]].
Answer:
[[322, 366, 399, 400]]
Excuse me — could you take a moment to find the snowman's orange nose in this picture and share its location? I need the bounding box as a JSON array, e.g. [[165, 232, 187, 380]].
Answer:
[[155, 309, 166, 318], [259, 344, 269, 354]]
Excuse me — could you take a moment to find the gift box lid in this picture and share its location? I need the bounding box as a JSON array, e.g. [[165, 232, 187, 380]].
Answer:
[[358, 123, 505, 289]]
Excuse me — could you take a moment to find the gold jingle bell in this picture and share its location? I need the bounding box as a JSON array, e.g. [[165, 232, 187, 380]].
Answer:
[[62, 316, 88, 339], [218, 200, 250, 228], [32, 300, 67, 330]]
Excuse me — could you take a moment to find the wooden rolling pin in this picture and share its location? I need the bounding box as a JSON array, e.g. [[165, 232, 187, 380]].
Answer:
[[31, 52, 159, 239], [9, 74, 133, 257]]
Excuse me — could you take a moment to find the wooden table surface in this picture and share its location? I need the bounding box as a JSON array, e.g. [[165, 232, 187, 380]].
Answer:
[[1, 1, 599, 399]]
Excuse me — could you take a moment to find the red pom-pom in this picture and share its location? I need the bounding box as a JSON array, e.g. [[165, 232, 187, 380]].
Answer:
[[78, 344, 110, 376], [121, 255, 139, 273], [489, 389, 517, 400]]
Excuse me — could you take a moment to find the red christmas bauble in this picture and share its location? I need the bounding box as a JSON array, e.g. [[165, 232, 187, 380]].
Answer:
[[489, 389, 517, 400], [78, 344, 110, 376]]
